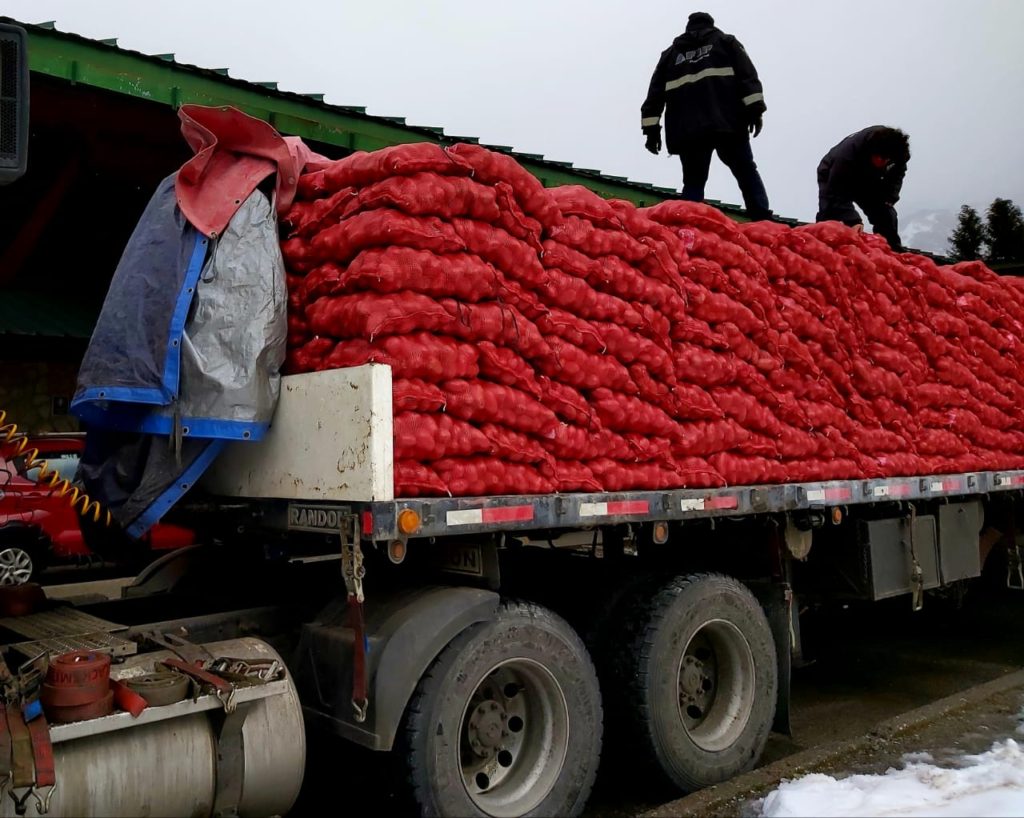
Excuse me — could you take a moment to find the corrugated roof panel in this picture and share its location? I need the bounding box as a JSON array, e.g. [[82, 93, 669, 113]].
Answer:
[[7, 16, 718, 211]]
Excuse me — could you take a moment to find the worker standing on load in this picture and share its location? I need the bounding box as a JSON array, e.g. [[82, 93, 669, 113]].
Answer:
[[816, 126, 910, 251], [641, 11, 773, 221]]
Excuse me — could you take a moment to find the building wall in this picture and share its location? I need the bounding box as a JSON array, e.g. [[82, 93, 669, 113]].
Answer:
[[0, 360, 79, 433]]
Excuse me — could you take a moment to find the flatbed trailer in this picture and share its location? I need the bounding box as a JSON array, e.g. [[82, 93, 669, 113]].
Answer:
[[145, 363, 1019, 816], [5, 359, 1021, 818]]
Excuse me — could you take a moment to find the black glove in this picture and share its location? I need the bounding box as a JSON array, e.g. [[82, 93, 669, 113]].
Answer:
[[748, 115, 763, 138], [644, 128, 662, 155]]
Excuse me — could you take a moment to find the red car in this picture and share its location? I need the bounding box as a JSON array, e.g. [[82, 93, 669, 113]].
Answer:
[[0, 434, 194, 585]]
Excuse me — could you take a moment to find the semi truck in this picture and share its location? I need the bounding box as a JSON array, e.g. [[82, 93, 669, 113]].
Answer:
[[1, 19, 1022, 817], [8, 369, 1019, 818]]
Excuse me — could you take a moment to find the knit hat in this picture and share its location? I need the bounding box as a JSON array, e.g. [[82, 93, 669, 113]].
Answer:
[[687, 12, 715, 27]]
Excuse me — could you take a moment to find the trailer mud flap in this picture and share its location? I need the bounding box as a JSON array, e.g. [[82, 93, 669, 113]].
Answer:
[[292, 585, 499, 751], [749, 581, 793, 736]]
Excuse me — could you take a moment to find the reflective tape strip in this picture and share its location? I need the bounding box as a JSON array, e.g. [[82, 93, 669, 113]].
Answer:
[[806, 487, 852, 503], [928, 479, 966, 493], [872, 483, 912, 498], [579, 500, 649, 518], [446, 505, 534, 526], [665, 66, 735, 92], [680, 496, 738, 512], [742, 92, 764, 106], [641, 116, 661, 127], [447, 509, 483, 526], [483, 505, 534, 523], [995, 475, 1024, 488]]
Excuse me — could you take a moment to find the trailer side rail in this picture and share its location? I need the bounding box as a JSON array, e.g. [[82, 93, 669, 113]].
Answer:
[[271, 469, 1024, 540]]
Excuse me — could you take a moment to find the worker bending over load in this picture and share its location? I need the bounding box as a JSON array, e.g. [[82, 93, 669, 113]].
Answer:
[[816, 126, 911, 251]]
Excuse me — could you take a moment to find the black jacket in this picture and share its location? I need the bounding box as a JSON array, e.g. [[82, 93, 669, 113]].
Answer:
[[641, 23, 766, 152], [816, 126, 907, 250]]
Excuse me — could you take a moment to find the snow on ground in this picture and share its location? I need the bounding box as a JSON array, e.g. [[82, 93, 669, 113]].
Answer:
[[755, 739, 1024, 817]]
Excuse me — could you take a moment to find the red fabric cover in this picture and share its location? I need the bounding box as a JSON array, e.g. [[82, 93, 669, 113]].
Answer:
[[176, 104, 330, 238]]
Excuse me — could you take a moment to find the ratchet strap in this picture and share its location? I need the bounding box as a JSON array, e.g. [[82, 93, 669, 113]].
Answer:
[[109, 679, 148, 718], [5, 708, 32, 791], [341, 526, 369, 723], [27, 716, 54, 789], [348, 597, 368, 723], [160, 658, 238, 712], [0, 704, 11, 794], [0, 649, 57, 815]]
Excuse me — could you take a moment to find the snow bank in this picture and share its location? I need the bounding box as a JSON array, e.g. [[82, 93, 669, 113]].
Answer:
[[757, 739, 1024, 817]]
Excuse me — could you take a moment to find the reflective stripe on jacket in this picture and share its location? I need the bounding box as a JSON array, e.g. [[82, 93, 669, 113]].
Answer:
[[641, 25, 766, 153]]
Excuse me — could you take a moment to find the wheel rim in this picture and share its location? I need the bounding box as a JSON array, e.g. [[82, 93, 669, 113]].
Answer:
[[676, 618, 756, 752], [458, 658, 570, 817], [0, 547, 34, 586]]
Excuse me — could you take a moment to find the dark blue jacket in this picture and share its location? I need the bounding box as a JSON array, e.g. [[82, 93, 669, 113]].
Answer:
[[641, 23, 766, 151]]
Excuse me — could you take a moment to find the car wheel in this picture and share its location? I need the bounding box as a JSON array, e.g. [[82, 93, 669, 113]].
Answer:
[[0, 543, 44, 586]]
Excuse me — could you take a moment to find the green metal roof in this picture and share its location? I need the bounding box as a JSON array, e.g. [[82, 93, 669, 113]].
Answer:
[[5, 16, 754, 215]]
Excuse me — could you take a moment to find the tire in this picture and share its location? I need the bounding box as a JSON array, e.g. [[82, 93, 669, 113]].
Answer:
[[0, 528, 50, 586], [609, 573, 776, 793], [401, 599, 603, 818]]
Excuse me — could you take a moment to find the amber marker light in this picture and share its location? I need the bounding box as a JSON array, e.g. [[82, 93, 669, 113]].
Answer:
[[398, 508, 421, 535], [388, 540, 408, 564], [653, 521, 669, 544]]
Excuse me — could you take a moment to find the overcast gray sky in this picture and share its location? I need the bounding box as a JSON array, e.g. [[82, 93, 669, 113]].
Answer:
[[5, 0, 1023, 251]]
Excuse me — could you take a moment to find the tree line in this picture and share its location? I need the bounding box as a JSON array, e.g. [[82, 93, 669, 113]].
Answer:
[[948, 198, 1024, 264]]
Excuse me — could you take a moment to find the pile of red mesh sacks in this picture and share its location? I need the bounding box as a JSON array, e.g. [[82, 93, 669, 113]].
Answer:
[[281, 142, 1024, 497]]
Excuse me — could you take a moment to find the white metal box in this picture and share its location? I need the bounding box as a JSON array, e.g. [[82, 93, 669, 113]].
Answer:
[[202, 364, 394, 502]]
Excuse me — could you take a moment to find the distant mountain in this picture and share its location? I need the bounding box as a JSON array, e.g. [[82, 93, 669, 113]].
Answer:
[[901, 208, 960, 256]]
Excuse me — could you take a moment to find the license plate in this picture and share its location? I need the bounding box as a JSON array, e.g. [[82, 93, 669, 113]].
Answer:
[[442, 544, 483, 577]]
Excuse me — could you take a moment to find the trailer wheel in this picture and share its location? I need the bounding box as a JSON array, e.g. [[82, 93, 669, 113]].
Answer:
[[613, 573, 776, 792], [401, 600, 602, 817]]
